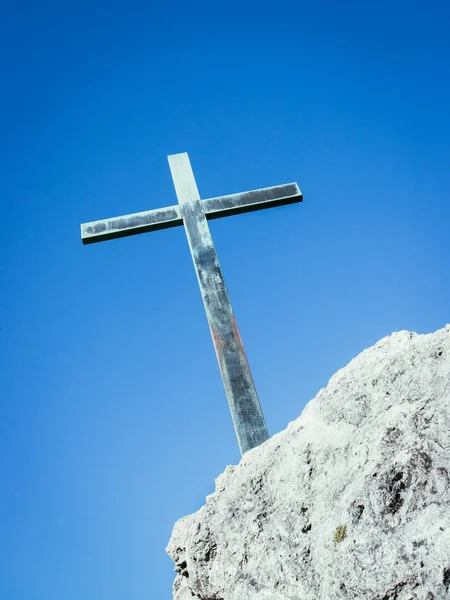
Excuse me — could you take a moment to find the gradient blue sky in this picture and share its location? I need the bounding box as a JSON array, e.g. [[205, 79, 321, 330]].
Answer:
[[1, 1, 449, 598]]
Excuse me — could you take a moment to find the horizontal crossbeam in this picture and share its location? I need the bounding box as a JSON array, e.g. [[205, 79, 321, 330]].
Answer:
[[81, 183, 302, 244]]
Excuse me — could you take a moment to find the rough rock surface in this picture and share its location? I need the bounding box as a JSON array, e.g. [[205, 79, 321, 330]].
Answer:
[[167, 326, 450, 599]]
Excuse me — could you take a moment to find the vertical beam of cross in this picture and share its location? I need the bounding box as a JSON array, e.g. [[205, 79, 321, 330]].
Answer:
[[168, 153, 269, 454]]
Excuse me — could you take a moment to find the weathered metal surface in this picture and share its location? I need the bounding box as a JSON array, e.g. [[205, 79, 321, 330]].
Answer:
[[204, 183, 301, 220], [168, 153, 269, 454], [81, 205, 182, 244], [80, 184, 302, 245], [80, 152, 302, 454]]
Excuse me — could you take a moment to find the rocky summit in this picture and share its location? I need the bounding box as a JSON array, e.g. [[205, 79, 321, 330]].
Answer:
[[167, 326, 450, 600]]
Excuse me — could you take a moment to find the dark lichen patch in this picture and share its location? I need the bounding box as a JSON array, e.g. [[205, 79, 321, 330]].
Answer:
[[250, 474, 265, 494], [350, 501, 365, 524], [443, 567, 450, 590], [175, 560, 189, 578], [302, 522, 312, 533], [384, 427, 402, 444], [375, 580, 408, 599], [203, 544, 217, 563], [304, 444, 314, 477], [386, 471, 407, 514], [255, 511, 268, 532], [388, 490, 404, 514]]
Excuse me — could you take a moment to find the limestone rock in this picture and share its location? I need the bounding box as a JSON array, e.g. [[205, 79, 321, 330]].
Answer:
[[167, 326, 450, 599]]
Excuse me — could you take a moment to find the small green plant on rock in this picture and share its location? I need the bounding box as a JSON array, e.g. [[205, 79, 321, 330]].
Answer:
[[333, 525, 347, 544]]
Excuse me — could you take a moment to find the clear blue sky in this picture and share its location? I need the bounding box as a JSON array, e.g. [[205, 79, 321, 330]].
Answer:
[[1, 1, 449, 598]]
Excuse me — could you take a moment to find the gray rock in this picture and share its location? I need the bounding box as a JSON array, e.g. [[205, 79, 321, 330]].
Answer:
[[167, 326, 450, 599]]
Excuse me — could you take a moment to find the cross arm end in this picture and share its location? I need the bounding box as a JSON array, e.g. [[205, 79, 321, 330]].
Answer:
[[80, 205, 182, 245], [203, 182, 302, 221]]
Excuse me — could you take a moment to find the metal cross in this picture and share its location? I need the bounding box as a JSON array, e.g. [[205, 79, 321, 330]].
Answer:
[[81, 153, 302, 454]]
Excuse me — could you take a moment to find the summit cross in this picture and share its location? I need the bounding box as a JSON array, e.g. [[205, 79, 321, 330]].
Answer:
[[81, 153, 302, 454]]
